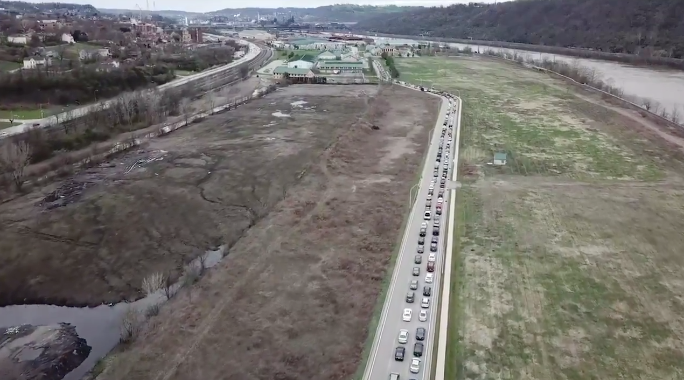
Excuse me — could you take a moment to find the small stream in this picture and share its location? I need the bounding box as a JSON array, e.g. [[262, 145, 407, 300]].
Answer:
[[0, 246, 226, 380]]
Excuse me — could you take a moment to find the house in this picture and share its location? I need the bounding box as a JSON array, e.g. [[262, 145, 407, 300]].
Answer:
[[23, 57, 51, 69], [272, 66, 314, 80], [317, 60, 364, 73], [61, 33, 75, 44], [7, 35, 28, 44], [493, 152, 508, 166], [287, 54, 316, 70], [80, 48, 111, 60]]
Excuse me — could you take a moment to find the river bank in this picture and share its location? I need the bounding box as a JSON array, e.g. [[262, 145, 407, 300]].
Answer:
[[356, 33, 684, 119]]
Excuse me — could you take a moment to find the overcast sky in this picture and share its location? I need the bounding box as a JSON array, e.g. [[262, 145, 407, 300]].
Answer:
[[26, 0, 508, 13]]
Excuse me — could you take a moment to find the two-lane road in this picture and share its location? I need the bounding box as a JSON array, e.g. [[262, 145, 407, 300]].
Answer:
[[364, 93, 457, 380]]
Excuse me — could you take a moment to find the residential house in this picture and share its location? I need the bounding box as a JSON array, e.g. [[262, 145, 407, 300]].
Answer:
[[7, 35, 28, 45], [79, 48, 111, 60], [272, 66, 314, 80], [493, 153, 508, 166], [61, 33, 75, 44], [23, 57, 52, 69], [287, 54, 316, 70], [181, 29, 191, 43], [316, 61, 364, 73]]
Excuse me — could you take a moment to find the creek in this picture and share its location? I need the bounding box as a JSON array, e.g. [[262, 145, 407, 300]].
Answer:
[[0, 246, 226, 380]]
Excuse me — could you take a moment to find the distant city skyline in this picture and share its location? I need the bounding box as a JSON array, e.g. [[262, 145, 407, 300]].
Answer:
[[23, 0, 509, 14]]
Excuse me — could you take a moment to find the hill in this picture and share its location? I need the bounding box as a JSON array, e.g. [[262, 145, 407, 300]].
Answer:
[[210, 5, 419, 22], [354, 0, 684, 59], [0, 0, 98, 14], [99, 8, 201, 17]]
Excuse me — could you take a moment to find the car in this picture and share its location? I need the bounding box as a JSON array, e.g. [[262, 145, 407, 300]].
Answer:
[[437, 198, 443, 205], [434, 219, 441, 228], [402, 308, 412, 322], [428, 188, 433, 195], [406, 291, 415, 303], [440, 182, 445, 189], [418, 237, 425, 245], [417, 245, 424, 254], [438, 189, 445, 197], [430, 243, 437, 252], [389, 373, 400, 380], [419, 226, 426, 237], [436, 207, 442, 215], [423, 286, 432, 296], [421, 297, 430, 309], [410, 358, 421, 373], [433, 170, 438, 177], [427, 261, 435, 272], [416, 328, 427, 342], [413, 342, 424, 357], [419, 310, 428, 322], [413, 267, 420, 276], [440, 178, 446, 185], [431, 236, 438, 244], [414, 255, 422, 264], [410, 279, 418, 290], [395, 346, 406, 361], [427, 194, 432, 201], [436, 156, 440, 162], [398, 329, 409, 344], [433, 214, 440, 222], [428, 253, 436, 262], [432, 227, 440, 236], [425, 273, 434, 283], [423, 211, 431, 220], [428, 183, 434, 190]]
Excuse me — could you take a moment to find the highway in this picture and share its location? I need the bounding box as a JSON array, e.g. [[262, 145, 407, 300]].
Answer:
[[363, 92, 457, 380], [0, 39, 266, 138]]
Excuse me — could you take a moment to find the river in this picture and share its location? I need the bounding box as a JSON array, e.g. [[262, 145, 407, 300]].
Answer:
[[366, 36, 684, 118]]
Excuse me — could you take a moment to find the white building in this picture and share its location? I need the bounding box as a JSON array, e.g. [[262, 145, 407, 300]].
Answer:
[[23, 57, 51, 69], [317, 51, 338, 60], [61, 33, 75, 44], [287, 58, 315, 70], [8, 35, 28, 45]]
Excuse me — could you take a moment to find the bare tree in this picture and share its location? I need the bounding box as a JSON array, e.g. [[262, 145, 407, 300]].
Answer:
[[180, 98, 192, 125], [0, 140, 32, 191], [671, 108, 680, 124], [652, 101, 661, 114], [642, 97, 652, 111]]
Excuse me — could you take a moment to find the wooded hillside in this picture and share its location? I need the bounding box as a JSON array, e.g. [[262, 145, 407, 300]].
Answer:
[[354, 0, 684, 59]]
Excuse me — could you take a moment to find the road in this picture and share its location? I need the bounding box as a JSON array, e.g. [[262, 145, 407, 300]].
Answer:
[[363, 93, 457, 380], [0, 40, 264, 138]]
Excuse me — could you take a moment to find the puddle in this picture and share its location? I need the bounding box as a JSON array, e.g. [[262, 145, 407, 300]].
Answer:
[[0, 246, 226, 380], [272, 111, 291, 118]]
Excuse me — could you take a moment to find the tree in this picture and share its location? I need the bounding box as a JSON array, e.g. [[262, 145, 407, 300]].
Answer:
[[0, 140, 32, 191]]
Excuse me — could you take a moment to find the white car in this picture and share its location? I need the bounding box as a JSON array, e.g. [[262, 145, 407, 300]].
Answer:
[[421, 297, 430, 309], [428, 183, 435, 190], [437, 198, 443, 205], [425, 273, 434, 283], [402, 308, 412, 322], [419, 309, 428, 322], [423, 211, 431, 220], [398, 329, 409, 344], [410, 358, 421, 374], [428, 253, 436, 262]]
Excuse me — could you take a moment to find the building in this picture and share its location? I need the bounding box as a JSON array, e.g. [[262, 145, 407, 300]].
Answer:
[[272, 66, 314, 80], [317, 61, 364, 73], [189, 27, 203, 43], [79, 48, 111, 60], [316, 50, 339, 60], [493, 152, 508, 166], [23, 57, 51, 69], [7, 35, 28, 45], [181, 28, 191, 43], [287, 54, 316, 70], [61, 33, 75, 44]]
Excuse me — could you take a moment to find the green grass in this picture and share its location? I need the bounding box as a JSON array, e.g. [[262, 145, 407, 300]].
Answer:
[[0, 121, 20, 129], [0, 109, 45, 120], [399, 56, 684, 380], [0, 60, 21, 72]]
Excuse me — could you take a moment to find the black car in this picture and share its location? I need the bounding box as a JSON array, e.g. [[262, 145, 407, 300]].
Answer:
[[432, 236, 438, 244], [440, 183, 445, 189], [433, 227, 440, 236], [395, 346, 405, 361], [414, 255, 422, 264], [423, 286, 432, 296], [413, 342, 424, 357], [416, 327, 426, 341], [412, 267, 420, 276]]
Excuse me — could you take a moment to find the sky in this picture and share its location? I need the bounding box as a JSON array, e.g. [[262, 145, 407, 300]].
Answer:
[[25, 0, 507, 13]]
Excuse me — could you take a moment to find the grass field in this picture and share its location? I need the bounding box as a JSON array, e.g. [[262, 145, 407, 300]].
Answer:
[[396, 56, 684, 380], [0, 60, 21, 72], [0, 109, 45, 120]]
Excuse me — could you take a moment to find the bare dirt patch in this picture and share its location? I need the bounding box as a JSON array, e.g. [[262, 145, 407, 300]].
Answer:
[[89, 84, 439, 380]]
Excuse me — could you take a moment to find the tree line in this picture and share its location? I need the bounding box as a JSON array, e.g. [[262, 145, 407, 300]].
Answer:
[[354, 0, 684, 62]]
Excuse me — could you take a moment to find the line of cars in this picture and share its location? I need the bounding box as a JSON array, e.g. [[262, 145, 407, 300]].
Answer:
[[389, 100, 455, 380]]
